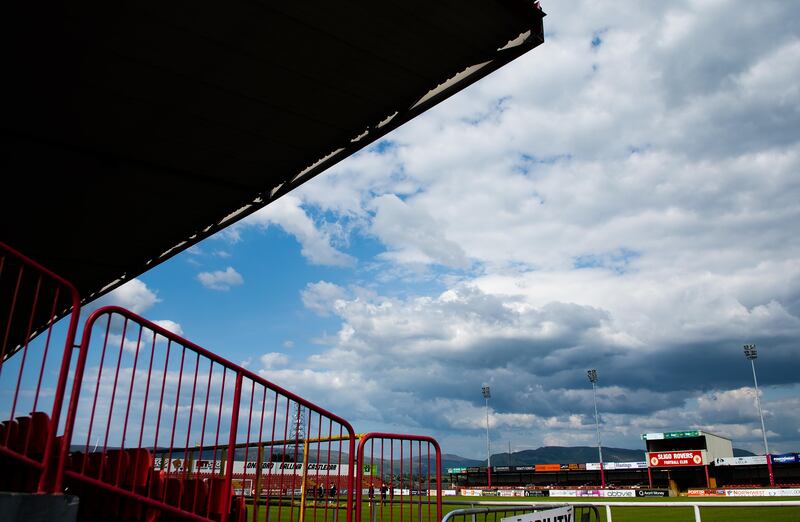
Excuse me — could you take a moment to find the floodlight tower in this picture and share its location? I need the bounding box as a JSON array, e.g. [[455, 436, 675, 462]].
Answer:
[[743, 344, 775, 487], [587, 369, 605, 488], [481, 385, 492, 488]]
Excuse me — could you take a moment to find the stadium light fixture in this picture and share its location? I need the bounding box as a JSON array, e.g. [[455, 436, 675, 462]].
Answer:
[[482, 385, 492, 488], [587, 369, 605, 488], [743, 344, 775, 487]]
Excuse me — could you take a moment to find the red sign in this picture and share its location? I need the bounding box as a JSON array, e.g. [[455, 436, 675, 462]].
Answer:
[[648, 450, 704, 467]]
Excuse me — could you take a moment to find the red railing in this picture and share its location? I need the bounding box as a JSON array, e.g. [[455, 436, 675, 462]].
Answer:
[[355, 433, 442, 522], [0, 241, 82, 493], [57, 306, 357, 522], [1, 244, 445, 522]]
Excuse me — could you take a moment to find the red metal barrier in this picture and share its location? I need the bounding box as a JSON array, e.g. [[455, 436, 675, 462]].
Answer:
[[0, 241, 82, 493], [355, 433, 442, 522], [58, 306, 356, 522]]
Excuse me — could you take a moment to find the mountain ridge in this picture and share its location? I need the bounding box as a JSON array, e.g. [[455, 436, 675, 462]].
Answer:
[[443, 445, 756, 469]]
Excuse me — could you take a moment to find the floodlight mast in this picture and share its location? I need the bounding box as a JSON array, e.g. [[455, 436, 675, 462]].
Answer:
[[743, 344, 774, 487], [482, 385, 492, 488], [587, 369, 605, 488]]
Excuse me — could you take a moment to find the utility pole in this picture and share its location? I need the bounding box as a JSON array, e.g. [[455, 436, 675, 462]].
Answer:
[[482, 385, 492, 488]]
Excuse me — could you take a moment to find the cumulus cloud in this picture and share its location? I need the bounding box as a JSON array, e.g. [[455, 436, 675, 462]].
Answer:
[[152, 319, 184, 337], [301, 281, 349, 316], [240, 195, 355, 267], [228, 0, 800, 457], [260, 352, 290, 370], [197, 267, 244, 291], [98, 278, 160, 314]]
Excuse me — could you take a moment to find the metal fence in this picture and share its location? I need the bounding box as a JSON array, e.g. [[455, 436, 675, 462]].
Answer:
[[57, 305, 357, 522], [441, 505, 600, 522], [355, 433, 443, 522], [0, 241, 82, 493], [594, 500, 800, 522], [1, 245, 448, 522]]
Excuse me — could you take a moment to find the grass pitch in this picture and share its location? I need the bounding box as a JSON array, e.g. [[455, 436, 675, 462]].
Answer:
[[245, 495, 800, 522]]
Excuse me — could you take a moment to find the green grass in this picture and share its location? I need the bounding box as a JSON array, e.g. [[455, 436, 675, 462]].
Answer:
[[243, 495, 800, 522]]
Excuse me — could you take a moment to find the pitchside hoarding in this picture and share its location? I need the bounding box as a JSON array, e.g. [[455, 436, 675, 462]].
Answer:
[[648, 450, 706, 467], [154, 458, 350, 475]]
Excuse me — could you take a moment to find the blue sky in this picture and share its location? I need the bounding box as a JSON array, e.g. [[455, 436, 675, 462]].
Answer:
[[99, 0, 800, 459]]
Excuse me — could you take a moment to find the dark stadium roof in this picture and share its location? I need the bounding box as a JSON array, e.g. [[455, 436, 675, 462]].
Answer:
[[1, 1, 544, 351]]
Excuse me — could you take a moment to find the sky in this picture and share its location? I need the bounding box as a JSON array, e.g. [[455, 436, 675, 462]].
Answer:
[[99, 0, 800, 459]]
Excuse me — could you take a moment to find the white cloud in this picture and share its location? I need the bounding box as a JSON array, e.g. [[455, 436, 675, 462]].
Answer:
[[260, 352, 290, 370], [152, 319, 184, 337], [100, 279, 160, 314], [197, 267, 244, 291], [202, 0, 800, 457], [240, 195, 355, 267], [301, 281, 349, 316]]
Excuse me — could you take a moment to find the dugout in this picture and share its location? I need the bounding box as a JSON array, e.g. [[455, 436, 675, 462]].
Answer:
[[643, 430, 733, 492]]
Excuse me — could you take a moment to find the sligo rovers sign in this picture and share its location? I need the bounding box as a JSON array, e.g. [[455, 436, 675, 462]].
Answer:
[[648, 450, 705, 467]]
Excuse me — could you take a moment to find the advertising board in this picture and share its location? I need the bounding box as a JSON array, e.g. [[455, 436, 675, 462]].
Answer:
[[603, 490, 636, 498], [524, 490, 549, 497], [613, 461, 648, 469], [665, 430, 700, 439], [648, 450, 705, 467], [535, 464, 561, 472], [587, 461, 647, 470], [713, 456, 767, 466], [548, 489, 577, 497], [771, 453, 799, 464], [462, 489, 482, 497], [636, 489, 669, 497], [724, 488, 800, 497], [687, 489, 725, 497]]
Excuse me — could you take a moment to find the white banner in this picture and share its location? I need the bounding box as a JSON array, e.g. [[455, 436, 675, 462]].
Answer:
[[501, 506, 573, 522], [586, 461, 647, 470], [724, 488, 800, 497], [442, 489, 458, 496], [548, 489, 578, 497], [613, 461, 648, 469], [498, 490, 526, 497], [461, 489, 483, 497], [713, 456, 767, 466], [602, 490, 636, 498]]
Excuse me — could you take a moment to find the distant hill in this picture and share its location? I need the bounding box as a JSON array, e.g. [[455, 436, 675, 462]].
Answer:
[[498, 446, 645, 466], [444, 445, 757, 470]]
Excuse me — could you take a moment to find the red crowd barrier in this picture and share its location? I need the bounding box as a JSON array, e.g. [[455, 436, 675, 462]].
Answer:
[[2, 244, 445, 522], [0, 241, 81, 493], [57, 305, 356, 521], [355, 433, 442, 522]]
